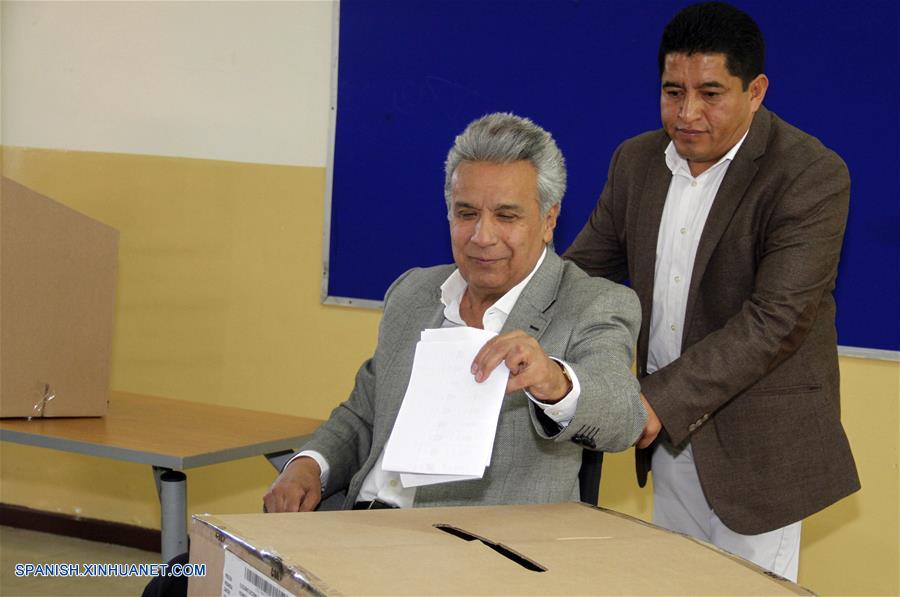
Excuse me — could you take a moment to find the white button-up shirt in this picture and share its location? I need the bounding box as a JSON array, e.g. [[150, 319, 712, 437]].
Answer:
[[647, 132, 748, 374]]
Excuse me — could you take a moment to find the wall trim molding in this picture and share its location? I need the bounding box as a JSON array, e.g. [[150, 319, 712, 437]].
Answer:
[[0, 503, 161, 553]]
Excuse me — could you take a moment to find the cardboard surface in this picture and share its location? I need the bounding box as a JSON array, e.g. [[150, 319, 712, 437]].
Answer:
[[188, 503, 812, 596], [0, 177, 118, 417]]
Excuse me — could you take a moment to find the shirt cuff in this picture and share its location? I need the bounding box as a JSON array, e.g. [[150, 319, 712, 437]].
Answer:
[[524, 358, 580, 428], [287, 450, 330, 493]]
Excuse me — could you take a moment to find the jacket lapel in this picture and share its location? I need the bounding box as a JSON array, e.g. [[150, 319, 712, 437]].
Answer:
[[500, 250, 564, 342], [632, 136, 672, 373], [681, 108, 770, 343]]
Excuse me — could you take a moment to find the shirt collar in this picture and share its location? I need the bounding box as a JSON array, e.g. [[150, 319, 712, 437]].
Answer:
[[664, 128, 750, 178], [440, 247, 547, 328]]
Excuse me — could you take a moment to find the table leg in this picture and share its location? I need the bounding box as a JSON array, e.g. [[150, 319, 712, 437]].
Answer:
[[152, 466, 188, 562]]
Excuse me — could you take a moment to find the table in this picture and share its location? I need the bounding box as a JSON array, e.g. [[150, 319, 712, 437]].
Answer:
[[0, 391, 320, 561]]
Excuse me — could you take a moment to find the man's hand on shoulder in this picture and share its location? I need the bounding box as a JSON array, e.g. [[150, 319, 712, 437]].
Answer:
[[471, 330, 572, 403], [263, 456, 322, 513], [636, 393, 662, 449]]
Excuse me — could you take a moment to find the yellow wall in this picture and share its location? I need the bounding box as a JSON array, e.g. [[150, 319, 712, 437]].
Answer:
[[1, 145, 897, 595]]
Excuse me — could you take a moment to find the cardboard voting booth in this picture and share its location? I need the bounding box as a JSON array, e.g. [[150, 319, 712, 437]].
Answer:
[[188, 502, 811, 596], [0, 177, 118, 418]]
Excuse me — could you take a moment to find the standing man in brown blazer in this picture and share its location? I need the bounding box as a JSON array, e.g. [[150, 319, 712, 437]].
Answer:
[[565, 1, 859, 581]]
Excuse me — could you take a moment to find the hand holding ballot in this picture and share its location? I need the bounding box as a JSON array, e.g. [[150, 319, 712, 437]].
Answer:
[[471, 330, 573, 403]]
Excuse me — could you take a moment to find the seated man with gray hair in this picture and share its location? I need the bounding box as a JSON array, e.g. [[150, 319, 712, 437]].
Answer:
[[265, 113, 646, 512]]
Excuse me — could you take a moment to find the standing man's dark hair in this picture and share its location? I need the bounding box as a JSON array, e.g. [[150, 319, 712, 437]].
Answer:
[[566, 0, 859, 583], [658, 1, 765, 89]]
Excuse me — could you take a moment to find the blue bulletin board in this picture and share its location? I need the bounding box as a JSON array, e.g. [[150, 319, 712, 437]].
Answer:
[[324, 0, 900, 355]]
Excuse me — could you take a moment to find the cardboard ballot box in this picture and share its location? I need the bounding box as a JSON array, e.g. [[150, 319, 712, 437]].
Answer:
[[0, 177, 118, 418], [188, 502, 811, 596]]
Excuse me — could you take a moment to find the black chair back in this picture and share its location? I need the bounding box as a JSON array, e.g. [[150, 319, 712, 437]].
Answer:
[[578, 449, 604, 504]]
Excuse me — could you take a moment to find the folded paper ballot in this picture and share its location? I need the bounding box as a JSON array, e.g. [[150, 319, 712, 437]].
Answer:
[[383, 327, 510, 487]]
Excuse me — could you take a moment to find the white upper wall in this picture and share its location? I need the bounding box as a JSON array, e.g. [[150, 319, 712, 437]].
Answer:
[[1, 1, 334, 167]]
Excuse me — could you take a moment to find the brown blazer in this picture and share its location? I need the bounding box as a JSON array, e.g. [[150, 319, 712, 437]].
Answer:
[[565, 107, 860, 534]]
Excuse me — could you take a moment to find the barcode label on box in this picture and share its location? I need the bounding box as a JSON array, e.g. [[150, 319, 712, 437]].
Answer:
[[222, 550, 295, 597]]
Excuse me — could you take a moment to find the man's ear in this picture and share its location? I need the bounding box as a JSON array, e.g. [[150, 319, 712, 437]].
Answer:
[[749, 74, 769, 112], [543, 204, 560, 244]]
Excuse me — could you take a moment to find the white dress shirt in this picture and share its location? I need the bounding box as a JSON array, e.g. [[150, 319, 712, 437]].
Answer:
[[647, 132, 748, 373], [296, 247, 581, 507]]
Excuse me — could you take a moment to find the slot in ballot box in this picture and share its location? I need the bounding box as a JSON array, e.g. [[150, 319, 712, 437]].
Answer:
[[1, 177, 118, 418], [188, 502, 811, 596]]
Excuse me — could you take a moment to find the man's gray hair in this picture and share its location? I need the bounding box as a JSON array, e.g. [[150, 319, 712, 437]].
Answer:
[[444, 113, 566, 216]]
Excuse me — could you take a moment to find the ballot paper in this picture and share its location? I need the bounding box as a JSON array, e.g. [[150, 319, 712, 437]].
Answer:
[[399, 472, 477, 488], [382, 327, 509, 487]]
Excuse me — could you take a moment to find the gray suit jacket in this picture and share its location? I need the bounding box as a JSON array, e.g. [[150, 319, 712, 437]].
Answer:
[[565, 107, 860, 534], [302, 250, 644, 508]]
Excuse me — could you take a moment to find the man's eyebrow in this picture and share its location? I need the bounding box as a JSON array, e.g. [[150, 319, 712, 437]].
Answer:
[[662, 80, 727, 90], [452, 201, 478, 210], [494, 203, 524, 212], [697, 81, 726, 89]]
